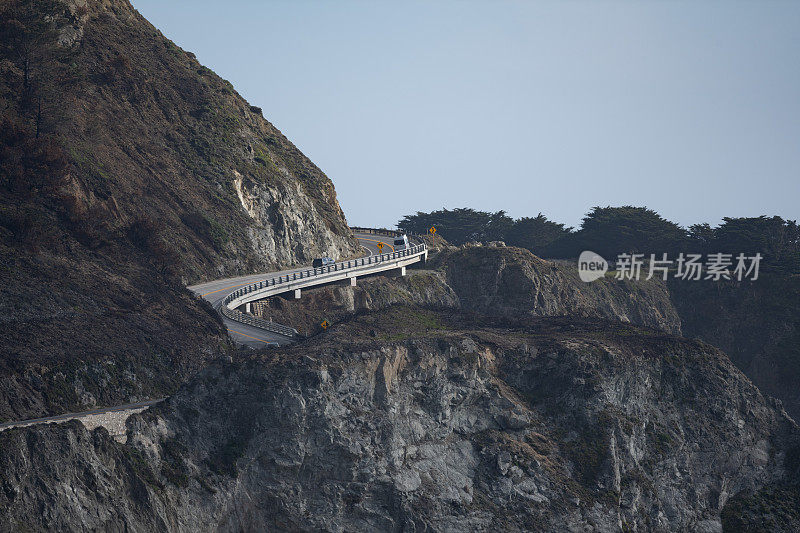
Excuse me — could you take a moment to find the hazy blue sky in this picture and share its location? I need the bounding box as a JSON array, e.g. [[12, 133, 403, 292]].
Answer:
[[131, 0, 800, 229]]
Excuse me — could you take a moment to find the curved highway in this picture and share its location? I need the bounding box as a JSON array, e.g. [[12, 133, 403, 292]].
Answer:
[[3, 231, 413, 430], [188, 232, 399, 348]]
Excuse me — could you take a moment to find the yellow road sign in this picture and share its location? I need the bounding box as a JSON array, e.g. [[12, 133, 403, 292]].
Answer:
[[377, 242, 385, 253], [321, 320, 330, 330], [429, 226, 436, 234]]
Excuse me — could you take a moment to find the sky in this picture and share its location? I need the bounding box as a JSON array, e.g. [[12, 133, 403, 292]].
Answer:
[[130, 0, 800, 230]]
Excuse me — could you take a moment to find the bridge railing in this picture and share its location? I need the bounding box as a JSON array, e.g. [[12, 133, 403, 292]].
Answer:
[[223, 243, 426, 308], [219, 304, 299, 338], [219, 228, 427, 340]]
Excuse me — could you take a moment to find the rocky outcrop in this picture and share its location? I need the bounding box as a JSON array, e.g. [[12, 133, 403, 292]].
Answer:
[[2, 309, 797, 531], [444, 245, 681, 333]]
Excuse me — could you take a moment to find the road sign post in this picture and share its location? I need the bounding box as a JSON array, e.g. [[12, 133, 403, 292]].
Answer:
[[429, 226, 436, 247], [377, 242, 384, 253]]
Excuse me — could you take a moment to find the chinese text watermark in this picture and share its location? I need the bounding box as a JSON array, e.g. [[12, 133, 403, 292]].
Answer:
[[578, 251, 762, 282]]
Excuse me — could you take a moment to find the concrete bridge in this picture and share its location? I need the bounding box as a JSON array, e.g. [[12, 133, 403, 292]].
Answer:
[[189, 228, 428, 347]]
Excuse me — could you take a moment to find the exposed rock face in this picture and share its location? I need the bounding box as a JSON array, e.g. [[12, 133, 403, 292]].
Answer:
[[2, 310, 797, 531], [428, 245, 800, 428], [0, 0, 358, 420], [234, 175, 356, 269], [443, 246, 680, 333]]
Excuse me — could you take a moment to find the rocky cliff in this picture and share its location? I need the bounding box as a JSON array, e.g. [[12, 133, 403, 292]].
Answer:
[[1, 308, 797, 531], [0, 0, 359, 421]]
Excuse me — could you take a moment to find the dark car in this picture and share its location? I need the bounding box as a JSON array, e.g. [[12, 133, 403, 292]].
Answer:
[[312, 257, 335, 268]]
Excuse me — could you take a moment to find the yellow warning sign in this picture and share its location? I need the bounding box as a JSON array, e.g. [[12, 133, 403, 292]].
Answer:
[[321, 320, 330, 330], [429, 227, 436, 234], [377, 242, 385, 253]]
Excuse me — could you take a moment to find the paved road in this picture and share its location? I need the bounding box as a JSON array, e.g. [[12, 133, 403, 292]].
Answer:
[[188, 232, 392, 347], [189, 268, 299, 348], [0, 398, 164, 431], [355, 233, 394, 256]]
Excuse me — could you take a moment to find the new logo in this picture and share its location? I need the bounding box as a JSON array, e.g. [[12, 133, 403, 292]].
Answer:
[[578, 251, 608, 282]]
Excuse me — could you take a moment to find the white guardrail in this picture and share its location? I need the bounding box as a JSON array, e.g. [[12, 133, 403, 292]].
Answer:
[[220, 228, 428, 339]]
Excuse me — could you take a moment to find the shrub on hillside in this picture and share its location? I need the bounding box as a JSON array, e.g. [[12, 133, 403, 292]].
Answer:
[[181, 210, 229, 252], [127, 217, 182, 277]]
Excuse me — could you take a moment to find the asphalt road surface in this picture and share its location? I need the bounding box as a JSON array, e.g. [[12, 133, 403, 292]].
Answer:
[[355, 233, 395, 256], [188, 232, 394, 348]]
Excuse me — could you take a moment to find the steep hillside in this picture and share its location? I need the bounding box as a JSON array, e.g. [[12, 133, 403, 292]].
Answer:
[[0, 0, 359, 421], [1, 0, 359, 277], [1, 309, 797, 531]]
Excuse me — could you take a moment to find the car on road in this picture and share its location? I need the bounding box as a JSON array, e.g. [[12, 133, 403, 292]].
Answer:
[[313, 257, 335, 268], [393, 234, 410, 251]]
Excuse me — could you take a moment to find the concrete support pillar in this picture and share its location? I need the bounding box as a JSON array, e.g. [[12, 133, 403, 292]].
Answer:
[[294, 289, 301, 299], [245, 302, 251, 313], [350, 276, 357, 287], [399, 266, 406, 276]]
